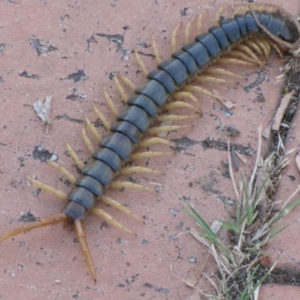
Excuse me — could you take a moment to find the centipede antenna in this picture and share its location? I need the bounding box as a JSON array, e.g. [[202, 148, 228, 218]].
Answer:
[[74, 219, 96, 281]]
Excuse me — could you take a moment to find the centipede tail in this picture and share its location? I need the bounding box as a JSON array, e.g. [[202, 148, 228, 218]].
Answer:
[[1, 4, 300, 280], [0, 213, 68, 242]]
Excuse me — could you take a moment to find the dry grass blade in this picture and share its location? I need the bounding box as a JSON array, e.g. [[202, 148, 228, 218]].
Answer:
[[187, 125, 300, 299]]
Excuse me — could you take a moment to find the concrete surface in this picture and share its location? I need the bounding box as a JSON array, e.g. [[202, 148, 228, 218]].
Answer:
[[0, 0, 300, 299]]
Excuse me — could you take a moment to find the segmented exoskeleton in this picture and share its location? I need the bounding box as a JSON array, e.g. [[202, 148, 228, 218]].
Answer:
[[1, 4, 300, 280]]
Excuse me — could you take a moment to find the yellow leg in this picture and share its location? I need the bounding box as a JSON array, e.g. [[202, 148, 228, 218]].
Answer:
[[114, 75, 128, 102], [27, 175, 139, 230], [131, 151, 173, 161], [227, 50, 257, 64], [214, 7, 224, 25], [90, 207, 135, 234], [0, 212, 67, 242], [103, 87, 119, 117], [118, 74, 137, 92], [110, 181, 153, 191], [26, 175, 68, 199], [28, 174, 139, 223], [148, 124, 191, 135], [134, 50, 148, 76], [244, 39, 263, 55], [236, 44, 263, 66], [173, 91, 198, 103], [185, 16, 196, 44], [164, 101, 199, 112], [152, 35, 162, 64], [184, 85, 225, 101], [46, 162, 76, 184], [66, 142, 85, 170], [206, 67, 243, 78], [258, 37, 271, 56], [217, 57, 255, 66], [74, 219, 96, 281], [92, 104, 111, 131], [268, 40, 283, 58], [171, 23, 181, 53], [138, 137, 176, 148], [101, 195, 141, 221], [197, 14, 202, 34], [119, 166, 160, 176], [253, 38, 269, 56], [195, 75, 229, 84], [85, 116, 102, 143], [82, 127, 95, 154], [156, 114, 198, 122]]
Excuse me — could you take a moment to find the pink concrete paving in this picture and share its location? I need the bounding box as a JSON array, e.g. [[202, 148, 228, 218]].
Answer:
[[0, 0, 299, 299]]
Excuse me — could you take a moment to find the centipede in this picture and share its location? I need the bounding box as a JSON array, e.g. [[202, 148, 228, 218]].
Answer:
[[1, 3, 300, 284]]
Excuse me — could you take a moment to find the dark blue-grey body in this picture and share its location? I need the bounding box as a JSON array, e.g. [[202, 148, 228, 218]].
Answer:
[[64, 10, 300, 220]]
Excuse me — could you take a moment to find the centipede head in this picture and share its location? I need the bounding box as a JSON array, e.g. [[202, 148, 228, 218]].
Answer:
[[247, 4, 300, 50]]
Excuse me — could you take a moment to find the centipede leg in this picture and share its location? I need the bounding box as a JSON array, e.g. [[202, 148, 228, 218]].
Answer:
[[171, 23, 180, 53], [134, 50, 148, 76], [82, 127, 95, 154], [66, 142, 85, 170], [152, 35, 162, 64], [0, 212, 67, 242], [114, 75, 129, 102], [85, 117, 102, 143], [118, 74, 137, 92], [74, 219, 96, 281], [27, 175, 138, 231]]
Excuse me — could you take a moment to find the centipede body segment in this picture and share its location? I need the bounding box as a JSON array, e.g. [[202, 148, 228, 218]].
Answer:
[[1, 4, 300, 281]]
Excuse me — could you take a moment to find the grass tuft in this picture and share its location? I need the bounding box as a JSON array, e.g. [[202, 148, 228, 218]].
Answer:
[[186, 126, 300, 299]]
